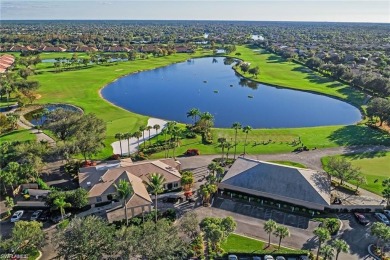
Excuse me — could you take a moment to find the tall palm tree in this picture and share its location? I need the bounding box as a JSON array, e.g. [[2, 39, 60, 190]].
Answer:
[[242, 125, 252, 156], [146, 125, 153, 145], [313, 227, 331, 260], [200, 183, 217, 206], [171, 126, 182, 159], [332, 239, 349, 260], [225, 141, 233, 161], [132, 131, 142, 153], [217, 137, 227, 162], [186, 108, 201, 125], [161, 128, 169, 158], [274, 226, 290, 249], [53, 196, 72, 220], [320, 245, 335, 260], [146, 173, 166, 223], [231, 122, 242, 159], [166, 121, 177, 158], [199, 112, 214, 133], [114, 179, 133, 226], [153, 124, 160, 141], [139, 125, 146, 148], [263, 219, 277, 246], [124, 132, 132, 157], [115, 133, 124, 157]]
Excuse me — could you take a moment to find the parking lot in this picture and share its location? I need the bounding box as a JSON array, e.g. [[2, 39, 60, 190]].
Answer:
[[214, 197, 310, 229]]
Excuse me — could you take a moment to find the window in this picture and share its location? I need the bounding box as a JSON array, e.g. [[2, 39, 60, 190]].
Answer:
[[173, 182, 179, 188], [96, 196, 102, 202]]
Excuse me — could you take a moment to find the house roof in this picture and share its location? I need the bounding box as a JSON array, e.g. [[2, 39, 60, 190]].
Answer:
[[220, 157, 331, 207], [79, 158, 181, 198]]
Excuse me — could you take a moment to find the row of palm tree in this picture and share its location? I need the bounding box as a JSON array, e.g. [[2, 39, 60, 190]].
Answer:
[[115, 124, 161, 157], [263, 219, 290, 249], [231, 122, 252, 158], [313, 227, 349, 260]]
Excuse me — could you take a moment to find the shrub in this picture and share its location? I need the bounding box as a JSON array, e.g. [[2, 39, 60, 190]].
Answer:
[[36, 178, 50, 190]]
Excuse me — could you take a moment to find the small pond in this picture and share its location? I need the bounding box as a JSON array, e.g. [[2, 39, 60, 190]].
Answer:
[[25, 104, 81, 125], [101, 57, 362, 128]]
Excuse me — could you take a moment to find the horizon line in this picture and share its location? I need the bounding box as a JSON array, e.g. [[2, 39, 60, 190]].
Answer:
[[2, 19, 389, 24]]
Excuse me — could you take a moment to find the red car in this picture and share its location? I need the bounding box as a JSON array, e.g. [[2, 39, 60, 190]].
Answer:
[[185, 149, 200, 156], [354, 212, 370, 226]]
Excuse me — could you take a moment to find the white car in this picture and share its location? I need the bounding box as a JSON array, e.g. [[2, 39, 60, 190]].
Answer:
[[375, 213, 390, 225], [10, 210, 24, 223], [264, 256, 274, 260], [30, 210, 43, 221], [228, 255, 238, 260]]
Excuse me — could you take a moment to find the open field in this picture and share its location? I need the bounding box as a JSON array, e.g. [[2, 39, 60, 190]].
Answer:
[[321, 151, 390, 195], [221, 233, 307, 255], [229, 46, 365, 107], [4, 45, 388, 158]]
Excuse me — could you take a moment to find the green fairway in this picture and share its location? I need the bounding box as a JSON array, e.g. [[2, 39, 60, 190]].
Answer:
[[221, 233, 307, 255], [0, 129, 36, 142], [149, 124, 390, 159], [322, 152, 390, 195], [230, 46, 365, 107]]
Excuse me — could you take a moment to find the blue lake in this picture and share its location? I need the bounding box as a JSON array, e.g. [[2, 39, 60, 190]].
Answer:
[[101, 57, 362, 128]]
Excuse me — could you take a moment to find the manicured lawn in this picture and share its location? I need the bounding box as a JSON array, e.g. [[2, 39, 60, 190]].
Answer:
[[221, 233, 307, 255], [149, 124, 390, 159], [321, 151, 390, 195], [230, 46, 365, 107], [0, 129, 36, 142], [269, 161, 307, 168]]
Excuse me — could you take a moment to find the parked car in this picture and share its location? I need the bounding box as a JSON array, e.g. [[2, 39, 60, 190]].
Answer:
[[384, 210, 390, 219], [38, 211, 50, 222], [264, 256, 275, 260], [185, 149, 200, 156], [162, 196, 181, 203], [51, 213, 71, 223], [30, 210, 43, 221], [375, 213, 390, 225], [253, 257, 262, 260], [354, 212, 370, 226], [276, 257, 286, 260], [10, 210, 24, 223], [228, 255, 238, 260]]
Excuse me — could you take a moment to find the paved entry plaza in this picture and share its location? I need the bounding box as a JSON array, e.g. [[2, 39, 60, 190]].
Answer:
[[214, 197, 310, 229]]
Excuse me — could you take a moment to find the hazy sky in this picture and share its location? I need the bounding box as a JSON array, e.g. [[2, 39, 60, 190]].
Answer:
[[1, 0, 389, 23]]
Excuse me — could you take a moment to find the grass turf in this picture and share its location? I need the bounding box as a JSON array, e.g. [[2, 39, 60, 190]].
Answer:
[[229, 46, 365, 107], [322, 152, 390, 195], [0, 128, 36, 142], [221, 233, 307, 255]]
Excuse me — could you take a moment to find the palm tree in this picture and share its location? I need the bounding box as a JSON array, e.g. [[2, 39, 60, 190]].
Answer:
[[153, 124, 161, 141], [264, 219, 277, 246], [200, 183, 217, 206], [217, 137, 227, 162], [225, 141, 233, 161], [171, 126, 182, 159], [186, 108, 201, 125], [320, 245, 335, 260], [166, 121, 177, 158], [146, 125, 153, 145], [161, 127, 169, 158], [132, 131, 142, 153], [114, 179, 133, 226], [242, 125, 252, 156], [332, 239, 349, 260], [4, 196, 14, 216], [274, 226, 290, 249], [199, 112, 214, 133], [115, 133, 124, 157], [124, 132, 132, 157], [53, 196, 72, 220], [139, 125, 146, 148], [231, 122, 242, 159], [146, 173, 166, 223], [313, 227, 331, 260]]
